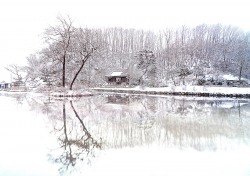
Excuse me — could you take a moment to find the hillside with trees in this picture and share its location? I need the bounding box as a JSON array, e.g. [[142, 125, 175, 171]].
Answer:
[[22, 16, 250, 90]]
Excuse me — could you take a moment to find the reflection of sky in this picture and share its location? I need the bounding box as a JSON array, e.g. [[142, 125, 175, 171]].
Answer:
[[0, 96, 59, 176], [1, 94, 250, 176]]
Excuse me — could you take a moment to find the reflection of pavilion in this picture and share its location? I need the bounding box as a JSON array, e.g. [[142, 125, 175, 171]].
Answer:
[[107, 95, 130, 104]]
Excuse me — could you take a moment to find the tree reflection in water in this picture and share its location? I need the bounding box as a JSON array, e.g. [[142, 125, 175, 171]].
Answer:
[[11, 93, 250, 175], [48, 101, 102, 175]]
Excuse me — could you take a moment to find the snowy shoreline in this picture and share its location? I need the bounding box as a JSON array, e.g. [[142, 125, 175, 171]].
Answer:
[[92, 86, 250, 98], [1, 86, 250, 98]]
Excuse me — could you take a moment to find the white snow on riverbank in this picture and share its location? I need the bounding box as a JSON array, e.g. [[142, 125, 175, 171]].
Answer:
[[1, 85, 250, 98], [93, 85, 250, 95]]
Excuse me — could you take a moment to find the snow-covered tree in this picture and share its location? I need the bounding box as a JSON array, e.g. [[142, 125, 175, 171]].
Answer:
[[135, 49, 157, 86], [68, 28, 100, 90], [233, 32, 250, 81], [44, 15, 75, 88], [5, 64, 26, 83], [24, 23, 250, 89]]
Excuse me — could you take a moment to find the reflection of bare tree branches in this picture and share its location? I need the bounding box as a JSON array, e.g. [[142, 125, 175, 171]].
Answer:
[[70, 100, 102, 151], [48, 102, 75, 175], [3, 92, 27, 105], [49, 101, 102, 175], [27, 96, 55, 115], [136, 100, 155, 129], [6, 93, 250, 172]]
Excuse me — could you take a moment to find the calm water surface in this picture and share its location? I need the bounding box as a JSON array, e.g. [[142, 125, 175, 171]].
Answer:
[[0, 92, 250, 176]]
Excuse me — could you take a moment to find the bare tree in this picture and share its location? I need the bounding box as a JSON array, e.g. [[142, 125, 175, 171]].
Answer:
[[5, 64, 25, 82], [69, 28, 99, 90], [44, 15, 75, 88]]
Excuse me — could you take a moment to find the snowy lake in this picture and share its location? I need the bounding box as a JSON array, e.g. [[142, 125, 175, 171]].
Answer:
[[0, 92, 250, 176]]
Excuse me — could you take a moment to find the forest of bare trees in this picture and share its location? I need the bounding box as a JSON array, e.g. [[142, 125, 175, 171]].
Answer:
[[24, 16, 250, 89]]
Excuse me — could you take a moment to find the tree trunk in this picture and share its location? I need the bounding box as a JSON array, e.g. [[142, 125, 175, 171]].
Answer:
[[239, 63, 243, 81], [70, 60, 85, 90], [69, 49, 95, 90], [62, 54, 66, 87]]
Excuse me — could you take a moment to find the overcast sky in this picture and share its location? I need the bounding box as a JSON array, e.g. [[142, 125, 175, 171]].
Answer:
[[0, 0, 249, 81]]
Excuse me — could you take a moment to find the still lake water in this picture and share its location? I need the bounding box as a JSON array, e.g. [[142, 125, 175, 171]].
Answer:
[[0, 92, 250, 176]]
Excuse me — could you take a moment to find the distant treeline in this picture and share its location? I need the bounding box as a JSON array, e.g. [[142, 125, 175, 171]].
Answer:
[[20, 16, 250, 88]]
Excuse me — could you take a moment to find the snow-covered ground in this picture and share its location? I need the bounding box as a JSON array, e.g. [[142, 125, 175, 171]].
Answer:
[[2, 73, 250, 98], [2, 85, 250, 98], [93, 73, 250, 97], [93, 85, 250, 98]]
